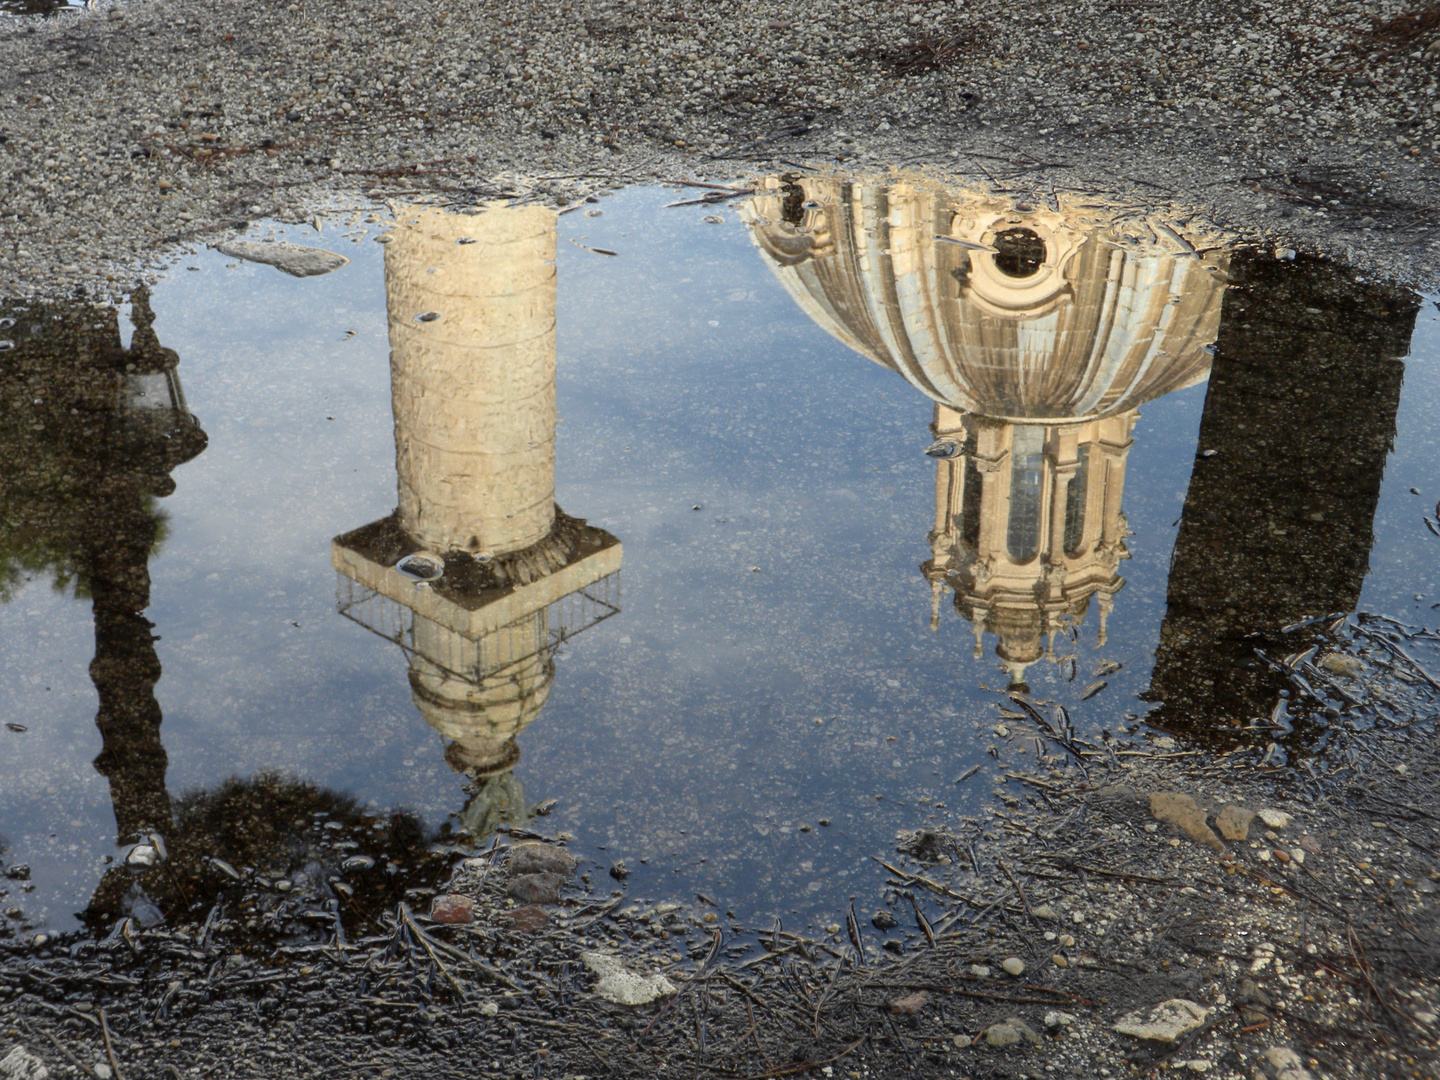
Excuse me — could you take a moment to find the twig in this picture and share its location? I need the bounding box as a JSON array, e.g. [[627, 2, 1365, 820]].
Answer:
[[634, 930, 721, 1046], [398, 904, 518, 991], [19, 1020, 104, 1080], [997, 858, 1036, 922], [1355, 625, 1440, 692], [1347, 921, 1408, 1022], [864, 982, 1099, 1007], [743, 994, 773, 1070], [1037, 857, 1181, 887], [742, 1035, 866, 1080], [98, 1009, 126, 1080], [871, 857, 983, 905]]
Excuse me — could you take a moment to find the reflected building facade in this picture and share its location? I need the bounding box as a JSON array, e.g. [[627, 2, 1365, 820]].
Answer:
[[0, 293, 206, 843], [747, 176, 1228, 688], [1142, 253, 1418, 735], [333, 204, 620, 834]]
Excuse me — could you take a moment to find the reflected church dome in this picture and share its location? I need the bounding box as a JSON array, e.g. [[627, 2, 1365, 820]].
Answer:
[[747, 175, 1231, 689], [747, 175, 1227, 422]]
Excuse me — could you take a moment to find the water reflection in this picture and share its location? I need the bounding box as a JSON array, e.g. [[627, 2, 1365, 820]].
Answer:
[[332, 205, 621, 837], [747, 175, 1228, 689], [0, 298, 445, 940], [1143, 252, 1420, 737], [0, 293, 205, 844]]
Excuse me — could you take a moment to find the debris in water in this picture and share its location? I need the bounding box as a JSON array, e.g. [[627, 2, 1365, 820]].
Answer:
[[125, 844, 159, 868], [934, 234, 997, 252], [213, 240, 350, 277]]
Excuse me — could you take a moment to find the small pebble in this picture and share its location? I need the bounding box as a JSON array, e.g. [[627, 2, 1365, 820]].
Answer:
[[431, 893, 475, 923]]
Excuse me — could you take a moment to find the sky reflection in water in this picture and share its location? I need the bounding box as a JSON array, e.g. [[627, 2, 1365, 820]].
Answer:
[[1, 179, 1437, 939]]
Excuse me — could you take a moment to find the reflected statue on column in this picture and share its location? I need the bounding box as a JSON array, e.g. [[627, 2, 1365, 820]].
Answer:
[[334, 204, 621, 835], [746, 175, 1230, 689], [0, 292, 207, 845]]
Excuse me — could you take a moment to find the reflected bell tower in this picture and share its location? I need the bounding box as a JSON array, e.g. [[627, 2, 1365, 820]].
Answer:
[[333, 205, 620, 834], [747, 176, 1229, 688]]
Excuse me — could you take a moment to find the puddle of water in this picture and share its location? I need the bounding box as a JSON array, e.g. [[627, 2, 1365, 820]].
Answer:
[[0, 0, 84, 16], [1, 175, 1436, 947]]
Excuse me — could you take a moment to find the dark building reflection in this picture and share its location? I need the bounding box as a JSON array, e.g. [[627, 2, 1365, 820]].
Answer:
[[0, 296, 463, 937], [0, 0, 77, 15], [0, 294, 206, 843], [746, 175, 1228, 689], [1142, 252, 1419, 737], [333, 203, 621, 838]]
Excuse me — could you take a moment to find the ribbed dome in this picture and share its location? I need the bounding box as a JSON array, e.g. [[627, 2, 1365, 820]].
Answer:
[[746, 177, 1229, 421]]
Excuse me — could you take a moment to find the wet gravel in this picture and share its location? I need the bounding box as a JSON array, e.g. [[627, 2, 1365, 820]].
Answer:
[[4, 615, 1438, 1079], [0, 0, 1438, 299]]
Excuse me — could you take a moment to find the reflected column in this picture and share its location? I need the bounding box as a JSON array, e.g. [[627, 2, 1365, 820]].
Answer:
[[334, 204, 621, 836]]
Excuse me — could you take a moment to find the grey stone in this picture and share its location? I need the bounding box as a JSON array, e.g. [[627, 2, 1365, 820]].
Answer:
[[507, 872, 563, 904], [580, 951, 677, 1006], [214, 240, 349, 277], [1262, 1046, 1315, 1080], [0, 1047, 50, 1080], [1113, 999, 1210, 1043], [1256, 808, 1292, 829], [125, 843, 158, 868], [1318, 652, 1363, 678], [984, 1018, 1042, 1048], [1001, 956, 1025, 976], [508, 842, 577, 877]]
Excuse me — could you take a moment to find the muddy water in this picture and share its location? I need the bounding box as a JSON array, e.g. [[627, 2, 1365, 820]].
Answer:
[[1, 176, 1437, 945]]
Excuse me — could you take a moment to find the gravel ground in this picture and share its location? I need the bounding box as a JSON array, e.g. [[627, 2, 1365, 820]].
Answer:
[[1, 0, 1439, 299]]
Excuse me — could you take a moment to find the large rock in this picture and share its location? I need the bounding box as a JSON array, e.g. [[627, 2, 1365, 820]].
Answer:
[[214, 240, 349, 277], [581, 951, 677, 1006], [1256, 808, 1292, 830], [509, 842, 578, 877], [1113, 999, 1210, 1043], [0, 1046, 50, 1080], [1150, 793, 1225, 851], [1318, 653, 1363, 678]]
